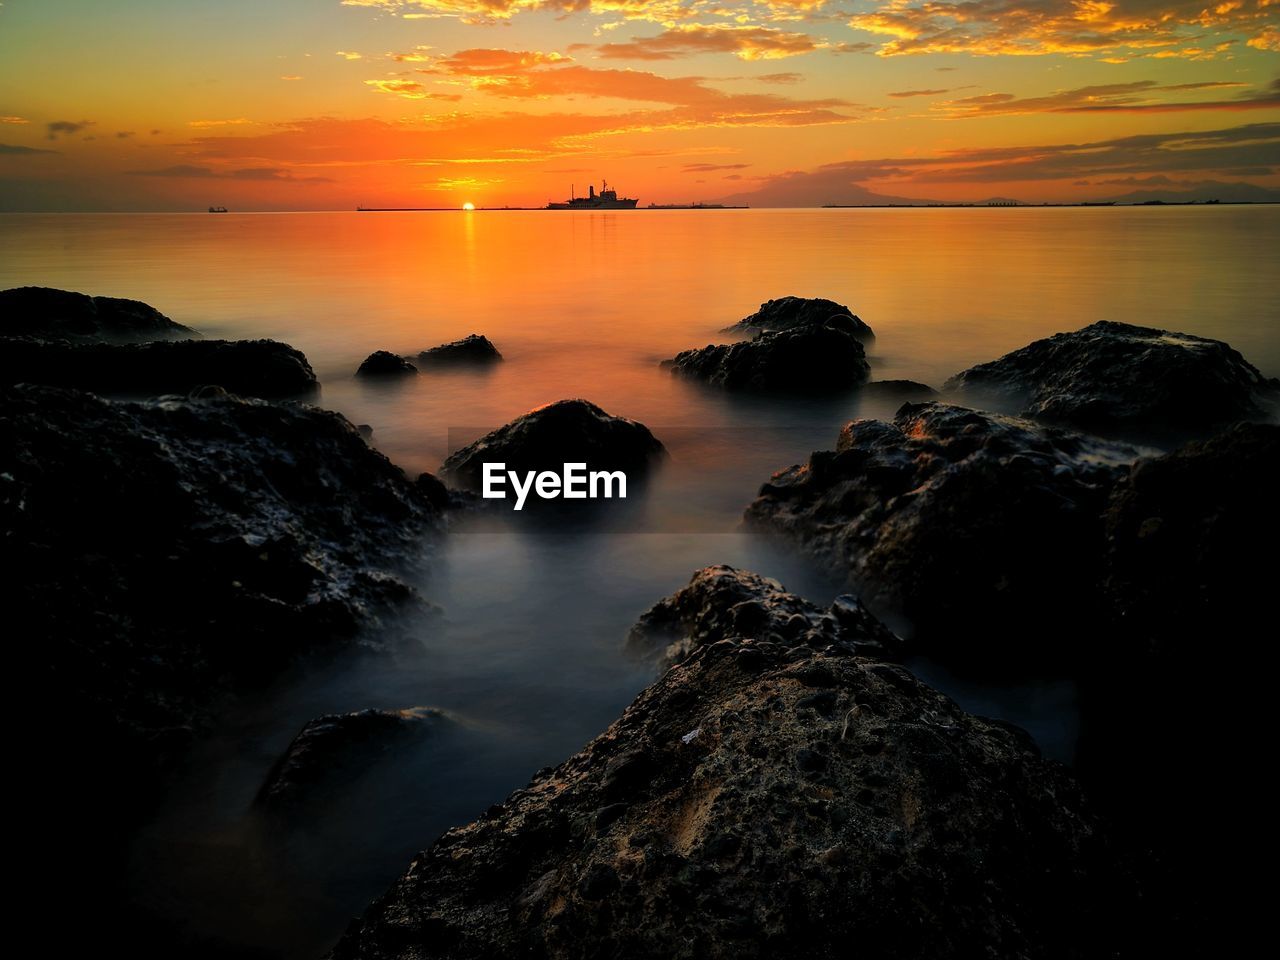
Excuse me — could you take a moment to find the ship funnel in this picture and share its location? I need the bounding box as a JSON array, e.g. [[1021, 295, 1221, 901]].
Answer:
[[589, 184, 595, 199]]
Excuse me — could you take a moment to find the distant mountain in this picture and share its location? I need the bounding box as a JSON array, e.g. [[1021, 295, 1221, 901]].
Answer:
[[717, 178, 935, 208], [1099, 180, 1280, 204]]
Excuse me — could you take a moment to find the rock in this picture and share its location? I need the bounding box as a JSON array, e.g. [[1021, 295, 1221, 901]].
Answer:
[[944, 321, 1280, 441], [0, 337, 318, 398], [357, 423, 374, 439], [861, 379, 940, 401], [723, 295, 875, 343], [331, 618, 1137, 959], [418, 334, 501, 365], [627, 565, 901, 669], [0, 285, 196, 342], [439, 399, 666, 492], [1104, 421, 1280, 653], [745, 402, 1139, 662], [258, 707, 445, 810], [2, 384, 444, 833], [357, 350, 418, 378], [663, 322, 871, 393]]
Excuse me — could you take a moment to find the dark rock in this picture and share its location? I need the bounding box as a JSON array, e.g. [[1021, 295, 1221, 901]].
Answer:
[[258, 707, 445, 810], [0, 285, 195, 342], [945, 320, 1280, 441], [440, 399, 666, 492], [745, 402, 1139, 663], [862, 379, 940, 401], [417, 334, 501, 365], [3, 384, 443, 831], [357, 423, 374, 439], [331, 614, 1138, 959], [357, 350, 418, 378], [663, 322, 870, 393], [626, 564, 902, 669], [0, 337, 318, 398], [723, 295, 875, 343], [1104, 421, 1280, 654]]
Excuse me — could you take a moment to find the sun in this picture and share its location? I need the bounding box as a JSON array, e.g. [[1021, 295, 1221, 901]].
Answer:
[[462, 202, 475, 211]]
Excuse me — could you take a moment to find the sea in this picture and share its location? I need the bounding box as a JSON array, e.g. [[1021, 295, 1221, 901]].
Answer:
[[4, 206, 1277, 958]]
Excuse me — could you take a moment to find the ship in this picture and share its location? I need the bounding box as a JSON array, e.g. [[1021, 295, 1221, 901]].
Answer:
[[208, 206, 228, 213], [546, 181, 637, 210]]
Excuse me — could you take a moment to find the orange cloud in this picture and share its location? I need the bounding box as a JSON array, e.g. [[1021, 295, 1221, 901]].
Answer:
[[587, 24, 826, 61], [365, 79, 464, 99], [849, 0, 1277, 58], [936, 79, 1277, 116]]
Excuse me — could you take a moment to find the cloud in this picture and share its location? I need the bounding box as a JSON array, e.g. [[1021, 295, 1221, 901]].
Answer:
[[46, 120, 93, 140], [888, 88, 951, 97], [188, 118, 253, 127], [1, 143, 56, 155], [683, 162, 752, 171], [717, 121, 1280, 203], [1, 116, 29, 124], [848, 0, 1276, 58], [757, 72, 803, 83], [281, 75, 304, 80], [336, 50, 363, 60], [588, 24, 828, 61], [116, 131, 135, 138], [416, 48, 863, 127], [126, 164, 333, 182], [365, 79, 464, 99], [936, 79, 1279, 117]]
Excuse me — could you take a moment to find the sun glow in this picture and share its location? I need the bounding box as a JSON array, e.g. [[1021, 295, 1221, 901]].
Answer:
[[462, 202, 476, 211]]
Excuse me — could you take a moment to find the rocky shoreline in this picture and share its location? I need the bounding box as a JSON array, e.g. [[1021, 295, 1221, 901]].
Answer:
[[6, 287, 1276, 957]]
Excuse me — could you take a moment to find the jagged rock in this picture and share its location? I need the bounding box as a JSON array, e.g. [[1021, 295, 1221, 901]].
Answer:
[[258, 707, 446, 810], [0, 285, 196, 342], [861, 379, 940, 401], [3, 384, 443, 824], [945, 321, 1279, 441], [663, 321, 870, 393], [357, 351, 418, 377], [627, 565, 901, 669], [745, 402, 1139, 661], [723, 295, 874, 343], [418, 334, 501, 365], [331, 621, 1137, 959], [0, 337, 318, 398], [440, 399, 666, 492]]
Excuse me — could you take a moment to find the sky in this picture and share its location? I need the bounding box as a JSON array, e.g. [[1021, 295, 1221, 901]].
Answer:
[[1, 0, 1278, 209]]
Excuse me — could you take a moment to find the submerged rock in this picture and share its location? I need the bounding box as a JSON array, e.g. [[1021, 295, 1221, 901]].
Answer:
[[0, 285, 196, 342], [861, 379, 940, 401], [418, 334, 501, 365], [664, 321, 871, 393], [258, 707, 446, 811], [3, 384, 443, 818], [332, 616, 1136, 959], [0, 336, 318, 398], [627, 564, 901, 669], [439, 399, 666, 492], [357, 350, 418, 378], [723, 295, 874, 343], [745, 402, 1139, 661], [945, 321, 1279, 440]]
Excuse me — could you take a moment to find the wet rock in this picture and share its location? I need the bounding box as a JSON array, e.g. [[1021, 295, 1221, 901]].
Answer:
[[0, 337, 318, 398], [2, 384, 444, 828], [417, 334, 501, 365], [745, 402, 1139, 662], [663, 321, 871, 393], [439, 399, 666, 492], [1104, 421, 1280, 653], [258, 707, 445, 810], [862, 379, 940, 401], [627, 564, 901, 669], [945, 321, 1280, 441], [0, 285, 196, 342], [723, 295, 874, 343], [357, 351, 418, 378], [331, 617, 1137, 959]]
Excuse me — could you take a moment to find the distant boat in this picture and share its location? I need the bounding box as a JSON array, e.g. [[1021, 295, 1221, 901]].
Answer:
[[208, 206, 228, 213], [546, 181, 637, 210], [646, 202, 748, 210]]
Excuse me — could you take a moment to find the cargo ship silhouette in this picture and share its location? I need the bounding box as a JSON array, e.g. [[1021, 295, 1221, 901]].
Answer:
[[546, 181, 637, 210]]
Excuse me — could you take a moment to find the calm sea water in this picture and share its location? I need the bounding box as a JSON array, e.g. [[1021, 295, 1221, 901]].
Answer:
[[4, 208, 1277, 958]]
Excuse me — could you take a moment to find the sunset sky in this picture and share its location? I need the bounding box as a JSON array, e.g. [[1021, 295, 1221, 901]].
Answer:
[[2, 0, 1278, 209]]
